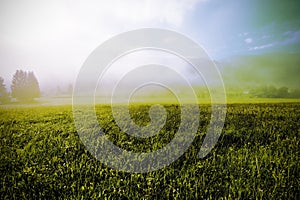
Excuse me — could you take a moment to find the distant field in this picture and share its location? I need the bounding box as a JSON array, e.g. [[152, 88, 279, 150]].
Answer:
[[0, 103, 299, 199], [2, 96, 300, 107]]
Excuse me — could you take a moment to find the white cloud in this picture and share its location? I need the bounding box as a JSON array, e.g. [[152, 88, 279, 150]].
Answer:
[[0, 0, 205, 90], [67, 0, 204, 30], [245, 38, 253, 44], [281, 29, 300, 44], [247, 29, 300, 52], [248, 43, 274, 51], [238, 32, 249, 37], [1, 0, 205, 43]]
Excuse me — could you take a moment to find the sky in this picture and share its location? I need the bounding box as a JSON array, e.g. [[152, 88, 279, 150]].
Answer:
[[0, 0, 299, 92]]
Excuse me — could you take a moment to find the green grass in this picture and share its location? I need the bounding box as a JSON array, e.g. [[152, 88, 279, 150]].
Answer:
[[0, 103, 299, 199]]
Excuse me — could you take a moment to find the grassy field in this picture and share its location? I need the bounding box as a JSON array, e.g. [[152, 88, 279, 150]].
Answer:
[[0, 102, 299, 199]]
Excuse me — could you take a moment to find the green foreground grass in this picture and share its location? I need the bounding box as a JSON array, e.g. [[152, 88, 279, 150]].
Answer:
[[0, 103, 299, 199]]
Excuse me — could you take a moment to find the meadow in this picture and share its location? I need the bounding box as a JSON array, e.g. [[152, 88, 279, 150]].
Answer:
[[0, 102, 299, 199]]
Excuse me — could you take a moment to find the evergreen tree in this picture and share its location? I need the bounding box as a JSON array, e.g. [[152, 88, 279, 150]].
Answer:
[[11, 70, 40, 101], [0, 76, 10, 103], [27, 71, 40, 98], [11, 70, 27, 100]]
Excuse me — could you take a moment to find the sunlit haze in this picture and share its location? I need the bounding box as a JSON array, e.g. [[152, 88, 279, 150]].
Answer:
[[1, 0, 299, 93]]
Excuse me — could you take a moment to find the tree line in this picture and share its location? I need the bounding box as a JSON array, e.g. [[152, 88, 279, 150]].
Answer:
[[0, 70, 40, 104], [250, 85, 300, 98]]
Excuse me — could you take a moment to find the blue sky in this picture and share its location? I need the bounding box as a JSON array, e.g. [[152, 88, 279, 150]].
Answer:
[[0, 0, 299, 90], [184, 0, 300, 59]]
